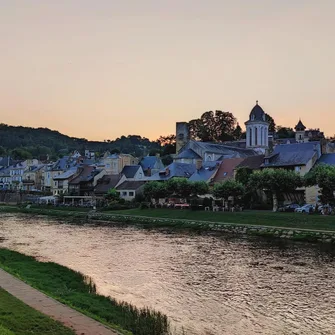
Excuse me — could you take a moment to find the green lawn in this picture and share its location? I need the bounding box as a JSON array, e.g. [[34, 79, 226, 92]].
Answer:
[[111, 208, 335, 231], [0, 249, 170, 335], [0, 288, 75, 335]]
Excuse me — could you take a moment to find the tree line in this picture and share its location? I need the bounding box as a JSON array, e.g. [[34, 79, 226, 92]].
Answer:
[[142, 165, 335, 212]]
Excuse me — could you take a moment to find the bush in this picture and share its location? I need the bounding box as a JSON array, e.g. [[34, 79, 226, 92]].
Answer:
[[139, 202, 150, 210]]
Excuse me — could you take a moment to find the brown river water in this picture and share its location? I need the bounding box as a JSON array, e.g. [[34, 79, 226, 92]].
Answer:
[[1, 213, 335, 335]]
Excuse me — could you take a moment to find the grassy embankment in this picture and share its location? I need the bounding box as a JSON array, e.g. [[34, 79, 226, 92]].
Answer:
[[0, 287, 75, 335], [1, 205, 335, 232], [0, 249, 171, 335], [111, 209, 335, 232]]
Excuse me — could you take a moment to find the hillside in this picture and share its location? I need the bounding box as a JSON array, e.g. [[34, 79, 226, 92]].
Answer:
[[0, 123, 161, 160]]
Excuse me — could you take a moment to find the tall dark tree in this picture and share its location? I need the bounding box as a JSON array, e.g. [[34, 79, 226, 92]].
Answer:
[[265, 114, 276, 133], [188, 110, 237, 142]]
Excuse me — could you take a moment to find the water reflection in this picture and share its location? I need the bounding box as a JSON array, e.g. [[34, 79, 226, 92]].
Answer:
[[1, 214, 335, 335]]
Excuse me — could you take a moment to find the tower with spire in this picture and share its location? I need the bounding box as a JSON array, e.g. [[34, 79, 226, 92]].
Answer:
[[245, 101, 269, 152], [294, 119, 306, 143]]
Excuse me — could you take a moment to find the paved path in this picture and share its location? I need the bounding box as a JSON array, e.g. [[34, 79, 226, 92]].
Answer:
[[0, 269, 118, 335]]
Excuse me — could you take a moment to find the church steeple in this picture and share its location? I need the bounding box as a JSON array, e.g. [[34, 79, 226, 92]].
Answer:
[[245, 101, 269, 151]]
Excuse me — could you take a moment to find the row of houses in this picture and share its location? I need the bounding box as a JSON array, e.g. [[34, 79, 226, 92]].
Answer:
[[1, 102, 334, 204]]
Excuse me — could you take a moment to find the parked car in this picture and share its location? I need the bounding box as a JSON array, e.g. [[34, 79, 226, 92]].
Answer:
[[295, 204, 315, 213], [279, 204, 300, 212]]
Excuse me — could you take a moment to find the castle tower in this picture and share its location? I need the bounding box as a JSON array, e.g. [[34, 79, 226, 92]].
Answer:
[[245, 101, 269, 151], [294, 119, 306, 143], [176, 122, 189, 154]]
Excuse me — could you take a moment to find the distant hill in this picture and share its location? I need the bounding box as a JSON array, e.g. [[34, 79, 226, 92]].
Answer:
[[0, 123, 160, 160]]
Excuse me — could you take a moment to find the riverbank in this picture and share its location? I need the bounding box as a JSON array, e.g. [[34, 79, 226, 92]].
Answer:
[[0, 249, 171, 335], [0, 287, 75, 335], [1, 205, 335, 243]]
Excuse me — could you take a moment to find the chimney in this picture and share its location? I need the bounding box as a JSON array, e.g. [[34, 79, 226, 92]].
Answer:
[[147, 167, 152, 177], [196, 159, 202, 171]]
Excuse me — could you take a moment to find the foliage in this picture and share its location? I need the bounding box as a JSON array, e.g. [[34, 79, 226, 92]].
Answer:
[[265, 114, 276, 133], [249, 169, 303, 211], [0, 123, 160, 159], [0, 249, 171, 335], [191, 181, 209, 196], [188, 110, 238, 142], [143, 182, 167, 201], [305, 164, 335, 205], [105, 188, 120, 201], [213, 180, 245, 200], [276, 126, 295, 139], [235, 167, 253, 185], [0, 287, 75, 335]]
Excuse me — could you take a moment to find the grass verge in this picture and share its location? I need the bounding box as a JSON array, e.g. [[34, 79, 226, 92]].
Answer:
[[0, 287, 75, 335], [110, 209, 335, 231], [0, 249, 171, 335]]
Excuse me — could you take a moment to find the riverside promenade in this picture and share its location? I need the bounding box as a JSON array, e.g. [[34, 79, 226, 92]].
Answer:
[[0, 269, 118, 335]]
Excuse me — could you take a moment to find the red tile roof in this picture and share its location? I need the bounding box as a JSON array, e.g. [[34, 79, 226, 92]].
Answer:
[[213, 158, 245, 183]]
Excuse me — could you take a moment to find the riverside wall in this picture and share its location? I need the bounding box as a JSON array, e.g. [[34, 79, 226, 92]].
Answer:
[[1, 206, 335, 244]]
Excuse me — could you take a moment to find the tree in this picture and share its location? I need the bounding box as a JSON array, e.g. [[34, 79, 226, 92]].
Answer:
[[265, 114, 276, 133], [166, 178, 192, 198], [276, 126, 295, 139], [0, 146, 6, 155], [191, 181, 209, 196], [188, 110, 238, 142], [232, 123, 243, 140], [213, 180, 245, 203], [143, 182, 167, 202], [249, 169, 303, 212], [105, 188, 120, 202], [305, 165, 335, 205], [235, 167, 253, 186]]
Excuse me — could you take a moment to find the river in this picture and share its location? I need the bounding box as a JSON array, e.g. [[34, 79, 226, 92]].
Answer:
[[1, 213, 335, 335]]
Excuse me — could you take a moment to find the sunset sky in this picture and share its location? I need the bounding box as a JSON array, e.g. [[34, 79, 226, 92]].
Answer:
[[1, 0, 334, 141]]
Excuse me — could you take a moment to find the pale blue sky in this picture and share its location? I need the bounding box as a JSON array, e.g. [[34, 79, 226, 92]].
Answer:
[[0, 0, 334, 140]]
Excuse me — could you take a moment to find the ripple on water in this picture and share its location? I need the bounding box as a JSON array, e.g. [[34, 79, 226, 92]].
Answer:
[[0, 214, 335, 335]]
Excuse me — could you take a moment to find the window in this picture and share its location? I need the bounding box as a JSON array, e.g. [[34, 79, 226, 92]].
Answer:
[[138, 172, 143, 179], [249, 128, 252, 147], [255, 127, 258, 146], [295, 166, 301, 172], [121, 191, 127, 196], [129, 191, 134, 197]]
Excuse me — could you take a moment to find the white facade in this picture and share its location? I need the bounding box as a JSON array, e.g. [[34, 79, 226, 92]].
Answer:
[[246, 123, 269, 148]]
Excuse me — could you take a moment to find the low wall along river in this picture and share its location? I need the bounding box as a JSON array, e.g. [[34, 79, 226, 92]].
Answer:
[[1, 213, 335, 334]]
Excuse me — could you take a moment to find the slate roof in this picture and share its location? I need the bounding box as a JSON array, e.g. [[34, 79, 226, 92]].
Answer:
[[69, 166, 102, 184], [236, 155, 265, 170], [121, 165, 141, 178], [317, 154, 335, 166], [0, 157, 15, 168], [176, 149, 202, 159], [116, 181, 146, 191], [140, 156, 164, 171], [192, 141, 257, 157], [262, 142, 320, 167], [95, 174, 121, 194], [53, 168, 77, 180], [249, 102, 266, 121], [0, 167, 11, 177], [213, 158, 245, 183], [52, 156, 78, 171], [149, 162, 197, 180], [189, 164, 219, 182], [295, 120, 306, 131]]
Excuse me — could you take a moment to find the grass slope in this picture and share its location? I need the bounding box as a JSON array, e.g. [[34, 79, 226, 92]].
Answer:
[[0, 249, 170, 335], [112, 209, 335, 231], [0, 288, 75, 335]]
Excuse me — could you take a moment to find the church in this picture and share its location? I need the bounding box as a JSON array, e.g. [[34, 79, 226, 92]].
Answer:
[[175, 101, 270, 165]]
